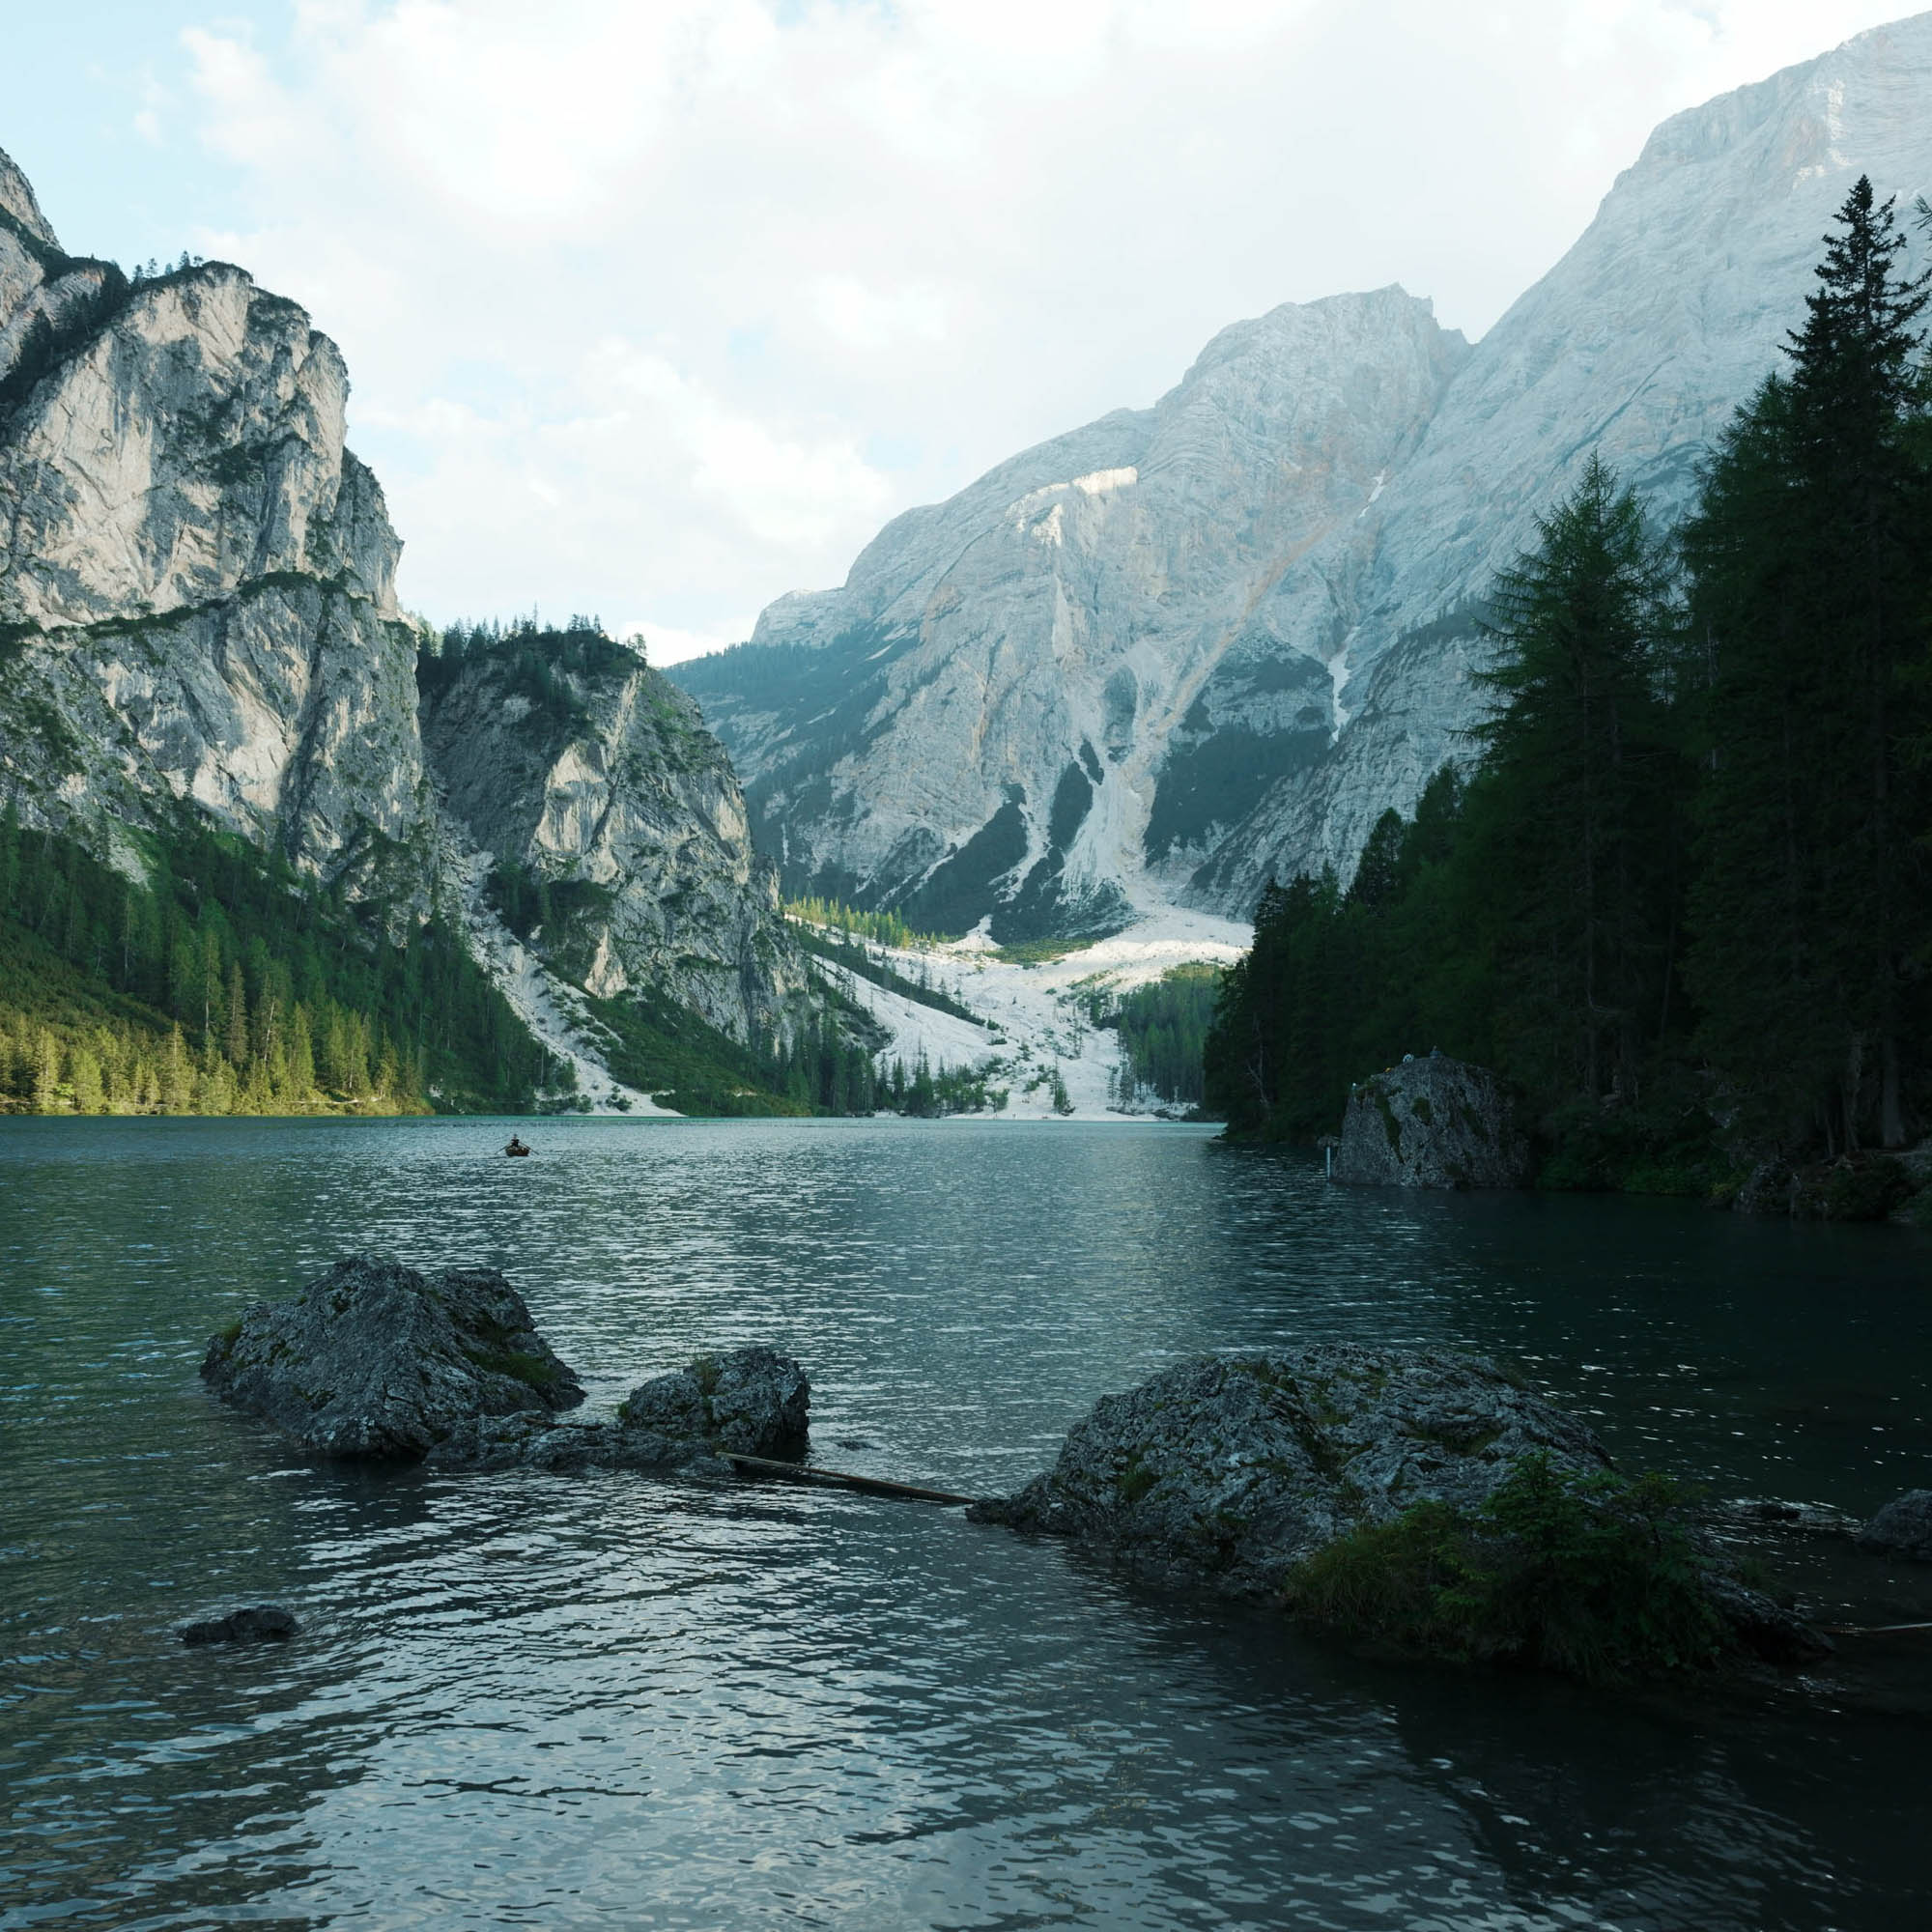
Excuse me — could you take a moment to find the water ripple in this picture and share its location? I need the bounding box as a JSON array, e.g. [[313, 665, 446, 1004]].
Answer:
[[2, 1117, 1927, 1929]]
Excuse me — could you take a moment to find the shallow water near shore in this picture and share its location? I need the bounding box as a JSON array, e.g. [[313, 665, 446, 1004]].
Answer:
[[3, 1114, 1929, 1930]]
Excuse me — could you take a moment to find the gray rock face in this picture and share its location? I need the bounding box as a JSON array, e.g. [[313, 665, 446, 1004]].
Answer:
[[201, 1256, 584, 1459], [969, 1346, 1607, 1599], [1857, 1490, 1932, 1561], [420, 643, 806, 1043], [679, 16, 1932, 932], [0, 195, 435, 895], [677, 288, 1466, 937], [1333, 1056, 1531, 1190], [1216, 14, 1932, 909]]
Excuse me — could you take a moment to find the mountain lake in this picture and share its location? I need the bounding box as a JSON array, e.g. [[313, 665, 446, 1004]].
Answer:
[[3, 1115, 1929, 1930]]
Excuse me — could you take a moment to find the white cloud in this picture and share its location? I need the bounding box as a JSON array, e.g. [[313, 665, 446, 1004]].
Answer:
[[175, 0, 1915, 645]]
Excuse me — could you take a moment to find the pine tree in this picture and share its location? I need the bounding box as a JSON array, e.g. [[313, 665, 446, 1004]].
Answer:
[[1684, 176, 1932, 1148], [161, 1025, 192, 1113], [1470, 453, 1685, 1102], [288, 1004, 317, 1103], [224, 960, 249, 1065]]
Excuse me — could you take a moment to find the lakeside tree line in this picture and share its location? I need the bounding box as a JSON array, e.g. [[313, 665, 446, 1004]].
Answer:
[[0, 809, 553, 1115], [1206, 181, 1932, 1183]]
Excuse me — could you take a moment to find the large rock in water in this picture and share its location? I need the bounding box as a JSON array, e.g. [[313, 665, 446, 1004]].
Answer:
[[421, 1346, 812, 1473], [201, 1257, 584, 1458], [618, 1347, 810, 1457], [1857, 1491, 1932, 1562], [971, 1346, 1825, 1668], [970, 1346, 1606, 1597], [1332, 1056, 1529, 1189]]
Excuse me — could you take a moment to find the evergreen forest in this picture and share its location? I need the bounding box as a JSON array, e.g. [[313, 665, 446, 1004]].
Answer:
[[0, 809, 553, 1115], [1083, 965, 1220, 1110], [1205, 180, 1932, 1200]]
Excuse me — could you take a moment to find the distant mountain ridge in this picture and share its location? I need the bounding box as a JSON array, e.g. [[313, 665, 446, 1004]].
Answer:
[[675, 12, 1932, 936]]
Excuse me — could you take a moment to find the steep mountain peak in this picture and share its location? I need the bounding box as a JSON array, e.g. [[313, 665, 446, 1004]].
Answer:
[[0, 146, 807, 1083], [1207, 8, 1932, 917], [681, 15, 1932, 938], [678, 280, 1470, 940], [1622, 9, 1932, 192], [0, 143, 58, 253]]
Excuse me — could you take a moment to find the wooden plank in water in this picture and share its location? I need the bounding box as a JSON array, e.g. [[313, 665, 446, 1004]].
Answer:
[[722, 1452, 979, 1507]]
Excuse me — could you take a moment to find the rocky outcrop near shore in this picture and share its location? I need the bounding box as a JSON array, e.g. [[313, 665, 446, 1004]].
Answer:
[[202, 1256, 585, 1457], [970, 1346, 1606, 1593], [201, 1256, 811, 1474], [1858, 1491, 1932, 1562], [1333, 1055, 1530, 1189], [424, 1345, 812, 1473], [970, 1345, 1825, 1672]]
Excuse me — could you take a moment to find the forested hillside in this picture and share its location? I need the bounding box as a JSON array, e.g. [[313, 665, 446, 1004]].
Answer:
[[0, 810, 552, 1115], [1206, 181, 1932, 1203]]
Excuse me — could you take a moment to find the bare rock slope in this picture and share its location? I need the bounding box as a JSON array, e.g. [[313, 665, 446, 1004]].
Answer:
[[421, 639, 806, 1043]]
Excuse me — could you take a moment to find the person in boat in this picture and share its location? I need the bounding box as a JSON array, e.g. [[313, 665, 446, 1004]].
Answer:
[[504, 1135, 531, 1156]]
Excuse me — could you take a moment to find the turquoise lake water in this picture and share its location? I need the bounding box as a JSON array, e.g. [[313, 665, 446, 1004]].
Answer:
[[2, 1115, 1928, 1929]]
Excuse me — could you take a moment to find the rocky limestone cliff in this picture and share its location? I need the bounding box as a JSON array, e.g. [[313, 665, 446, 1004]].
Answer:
[[680, 14, 1932, 932], [0, 144, 802, 1077], [420, 636, 806, 1043], [677, 288, 1468, 939], [1, 170, 431, 896]]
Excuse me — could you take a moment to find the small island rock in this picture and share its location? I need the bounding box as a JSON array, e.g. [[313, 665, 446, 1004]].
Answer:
[[970, 1345, 1822, 1671], [1333, 1056, 1530, 1190], [1856, 1490, 1932, 1561], [620, 1346, 810, 1459], [202, 1256, 584, 1459]]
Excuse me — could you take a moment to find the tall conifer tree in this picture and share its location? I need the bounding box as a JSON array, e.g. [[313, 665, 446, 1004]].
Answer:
[[1469, 454, 1684, 1101], [1684, 176, 1932, 1148]]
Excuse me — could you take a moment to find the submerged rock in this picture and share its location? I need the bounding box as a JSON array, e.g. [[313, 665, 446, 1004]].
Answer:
[[970, 1345, 1824, 1672], [1857, 1491, 1932, 1562], [1332, 1056, 1530, 1190], [181, 1605, 298, 1645], [201, 1256, 584, 1459]]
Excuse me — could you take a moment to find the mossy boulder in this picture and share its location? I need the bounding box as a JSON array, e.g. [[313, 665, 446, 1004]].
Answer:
[[970, 1345, 1824, 1680], [970, 1347, 1605, 1593], [201, 1255, 583, 1459], [617, 1346, 810, 1459]]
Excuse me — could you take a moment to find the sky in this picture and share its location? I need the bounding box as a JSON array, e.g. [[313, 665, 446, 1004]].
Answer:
[[1, 1, 1920, 661]]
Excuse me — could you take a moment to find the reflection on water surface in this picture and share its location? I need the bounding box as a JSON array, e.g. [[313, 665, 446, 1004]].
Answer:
[[2, 1116, 1927, 1929]]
